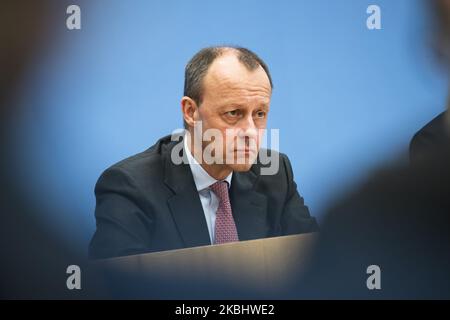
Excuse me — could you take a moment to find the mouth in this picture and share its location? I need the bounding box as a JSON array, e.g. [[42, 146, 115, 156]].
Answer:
[[234, 149, 257, 155]]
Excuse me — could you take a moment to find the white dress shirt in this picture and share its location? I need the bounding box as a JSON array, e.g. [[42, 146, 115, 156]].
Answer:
[[184, 137, 233, 244]]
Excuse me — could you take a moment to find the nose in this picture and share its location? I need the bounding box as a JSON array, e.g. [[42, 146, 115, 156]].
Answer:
[[237, 115, 258, 146]]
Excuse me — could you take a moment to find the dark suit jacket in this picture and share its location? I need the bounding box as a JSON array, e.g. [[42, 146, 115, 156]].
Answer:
[[89, 134, 318, 259], [410, 111, 449, 164]]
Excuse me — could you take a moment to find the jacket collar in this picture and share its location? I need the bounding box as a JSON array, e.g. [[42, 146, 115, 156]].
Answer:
[[162, 133, 269, 247]]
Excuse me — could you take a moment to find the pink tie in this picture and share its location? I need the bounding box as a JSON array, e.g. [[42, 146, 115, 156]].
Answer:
[[210, 181, 239, 244]]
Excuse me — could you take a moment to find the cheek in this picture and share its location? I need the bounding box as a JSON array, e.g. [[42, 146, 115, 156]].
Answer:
[[257, 130, 264, 144], [219, 129, 264, 151], [199, 106, 221, 125], [222, 129, 238, 150]]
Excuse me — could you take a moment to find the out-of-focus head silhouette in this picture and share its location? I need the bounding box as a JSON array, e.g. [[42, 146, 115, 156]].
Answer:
[[0, 1, 108, 299], [432, 0, 450, 139], [0, 1, 56, 119], [432, 0, 450, 71]]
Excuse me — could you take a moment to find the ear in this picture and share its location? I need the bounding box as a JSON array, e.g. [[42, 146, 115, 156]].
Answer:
[[181, 96, 199, 128]]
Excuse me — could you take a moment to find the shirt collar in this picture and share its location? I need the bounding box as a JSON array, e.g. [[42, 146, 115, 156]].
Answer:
[[184, 135, 232, 192]]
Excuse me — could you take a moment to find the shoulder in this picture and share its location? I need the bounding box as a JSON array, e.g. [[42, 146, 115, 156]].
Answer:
[[324, 151, 450, 233], [96, 134, 176, 188], [251, 148, 293, 184], [413, 111, 447, 138], [411, 112, 448, 150]]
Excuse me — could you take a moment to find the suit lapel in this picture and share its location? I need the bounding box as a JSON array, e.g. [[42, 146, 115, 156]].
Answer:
[[229, 170, 269, 241], [163, 137, 211, 248], [162, 134, 269, 246]]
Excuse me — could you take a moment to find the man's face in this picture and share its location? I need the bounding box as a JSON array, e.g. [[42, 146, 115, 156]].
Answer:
[[194, 53, 272, 172]]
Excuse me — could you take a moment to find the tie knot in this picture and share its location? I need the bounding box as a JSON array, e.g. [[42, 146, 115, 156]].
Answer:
[[209, 181, 229, 202]]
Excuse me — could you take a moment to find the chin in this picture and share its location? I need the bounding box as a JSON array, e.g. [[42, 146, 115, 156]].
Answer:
[[224, 151, 258, 172], [229, 163, 254, 172], [228, 155, 257, 172]]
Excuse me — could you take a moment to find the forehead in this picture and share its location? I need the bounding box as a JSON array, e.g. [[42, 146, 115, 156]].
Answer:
[[202, 53, 272, 103]]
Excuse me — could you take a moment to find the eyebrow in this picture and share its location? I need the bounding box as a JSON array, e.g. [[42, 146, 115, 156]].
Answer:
[[219, 103, 269, 110]]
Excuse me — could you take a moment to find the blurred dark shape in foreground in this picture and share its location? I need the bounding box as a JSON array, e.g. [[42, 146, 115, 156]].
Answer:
[[432, 0, 450, 71], [410, 110, 448, 165], [290, 0, 450, 299], [0, 0, 107, 299], [292, 150, 450, 298]]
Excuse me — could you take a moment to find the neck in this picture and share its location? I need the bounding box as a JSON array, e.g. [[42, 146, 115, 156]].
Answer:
[[201, 163, 232, 181]]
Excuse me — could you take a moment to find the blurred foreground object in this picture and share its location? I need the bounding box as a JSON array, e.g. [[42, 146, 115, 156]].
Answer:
[[0, 0, 105, 298], [292, 0, 450, 299]]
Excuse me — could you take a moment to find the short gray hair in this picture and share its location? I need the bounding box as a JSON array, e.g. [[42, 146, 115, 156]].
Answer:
[[183, 46, 273, 128]]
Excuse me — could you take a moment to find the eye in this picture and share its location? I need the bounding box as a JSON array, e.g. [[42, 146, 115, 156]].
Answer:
[[255, 110, 266, 118], [226, 110, 240, 117]]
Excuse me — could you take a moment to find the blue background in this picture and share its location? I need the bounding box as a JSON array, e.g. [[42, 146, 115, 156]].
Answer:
[[7, 0, 448, 253]]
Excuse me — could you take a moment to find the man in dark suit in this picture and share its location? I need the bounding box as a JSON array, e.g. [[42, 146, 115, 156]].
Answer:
[[89, 46, 318, 259]]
